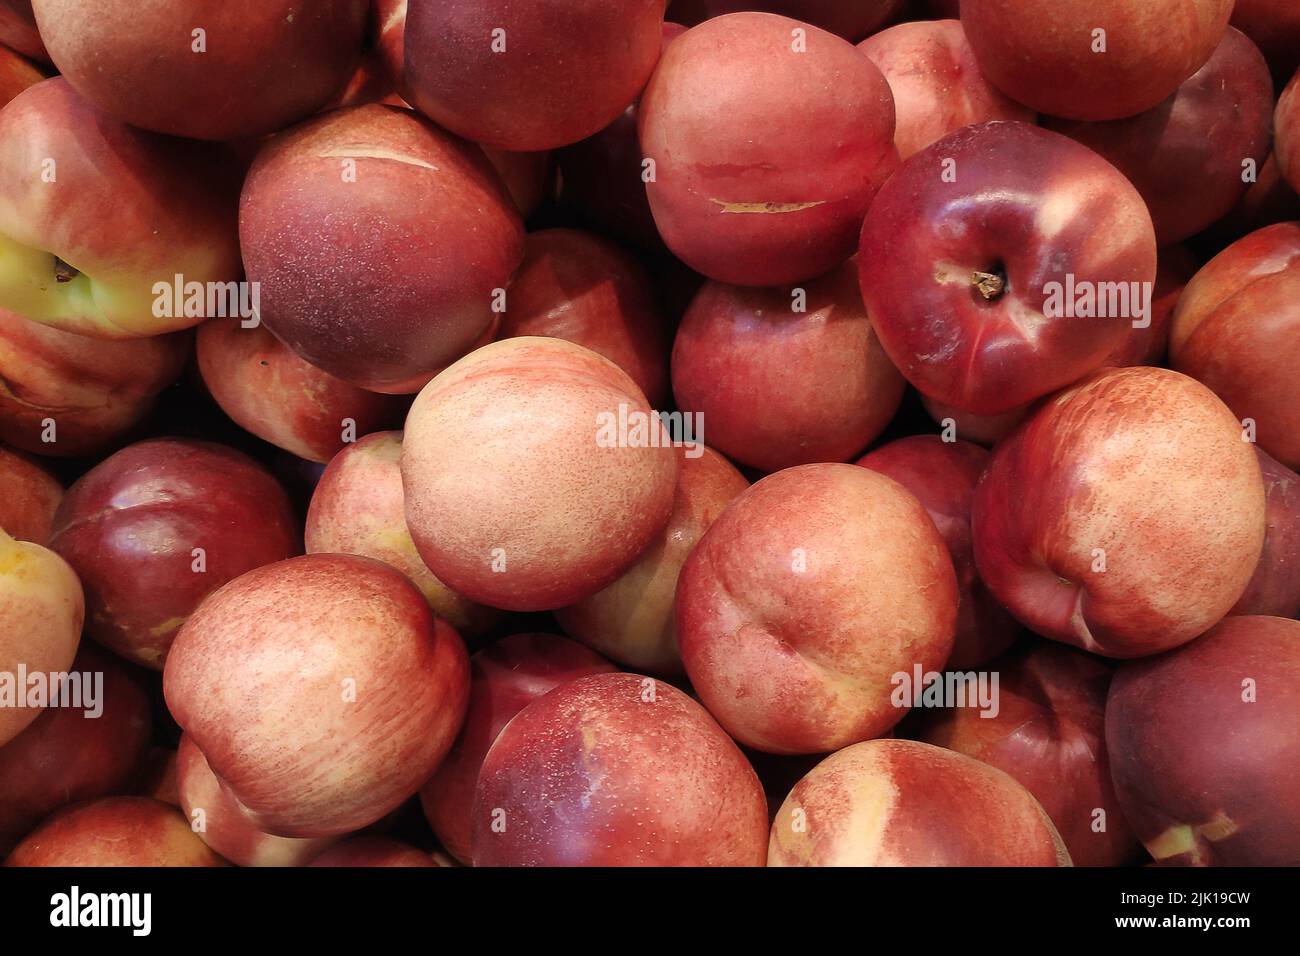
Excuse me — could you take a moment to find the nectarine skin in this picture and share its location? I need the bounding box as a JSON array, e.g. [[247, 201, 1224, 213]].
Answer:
[[498, 229, 671, 408], [0, 79, 242, 339], [404, 0, 665, 152], [858, 19, 1034, 160], [669, 0, 903, 41], [1170, 222, 1300, 469], [858, 121, 1155, 416], [401, 337, 680, 612], [176, 735, 336, 868], [677, 463, 958, 754], [961, 0, 1234, 121], [0, 528, 83, 747], [555, 446, 749, 674], [5, 797, 227, 867], [32, 0, 368, 140], [472, 673, 769, 866], [857, 436, 1019, 669], [972, 367, 1266, 658], [239, 104, 524, 394], [671, 261, 905, 472], [420, 633, 616, 864], [197, 318, 406, 465], [0, 444, 59, 544], [1045, 28, 1273, 245], [1107, 615, 1300, 866], [1232, 449, 1300, 618], [768, 739, 1071, 866], [639, 12, 899, 286], [911, 642, 1139, 867], [49, 439, 302, 670], [164, 554, 470, 838], [0, 643, 151, 855], [306, 430, 495, 636]]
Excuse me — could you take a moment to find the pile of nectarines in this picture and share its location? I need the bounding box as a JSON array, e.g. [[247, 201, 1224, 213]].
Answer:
[[0, 0, 1297, 870]]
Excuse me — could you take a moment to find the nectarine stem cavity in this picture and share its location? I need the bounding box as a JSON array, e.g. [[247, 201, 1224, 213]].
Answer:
[[972, 267, 1006, 301], [52, 257, 78, 284]]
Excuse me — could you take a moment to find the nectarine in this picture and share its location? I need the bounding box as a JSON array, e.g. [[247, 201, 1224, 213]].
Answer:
[[768, 739, 1071, 866], [31, 0, 368, 140], [671, 261, 905, 472], [239, 104, 524, 394], [858, 121, 1156, 416], [404, 0, 666, 151], [5, 796, 226, 867], [961, 0, 1234, 121], [49, 439, 301, 670], [972, 366, 1266, 658], [1170, 222, 1300, 469], [401, 337, 679, 612], [677, 463, 958, 753], [420, 633, 616, 864], [163, 554, 469, 838], [639, 12, 899, 285], [0, 79, 242, 339], [1107, 615, 1300, 865], [472, 672, 768, 866]]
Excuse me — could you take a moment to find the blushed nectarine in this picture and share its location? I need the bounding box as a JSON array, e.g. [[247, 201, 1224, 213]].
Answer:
[[677, 462, 958, 753], [401, 337, 679, 612], [472, 672, 768, 866], [768, 739, 1071, 866], [972, 366, 1265, 658]]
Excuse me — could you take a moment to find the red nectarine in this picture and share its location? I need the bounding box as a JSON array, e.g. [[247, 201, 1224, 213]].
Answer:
[[420, 633, 616, 864], [639, 12, 899, 286], [239, 104, 524, 394], [671, 261, 905, 472], [677, 463, 958, 753], [164, 554, 469, 838], [404, 0, 666, 151], [972, 366, 1266, 658], [401, 337, 679, 612], [49, 439, 301, 670], [768, 739, 1071, 866], [858, 121, 1156, 416], [961, 0, 1234, 121], [472, 672, 768, 866], [1170, 222, 1300, 469], [1107, 615, 1300, 865], [31, 0, 368, 140]]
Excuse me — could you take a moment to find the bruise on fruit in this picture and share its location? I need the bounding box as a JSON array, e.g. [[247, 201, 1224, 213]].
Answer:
[[709, 199, 827, 214]]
